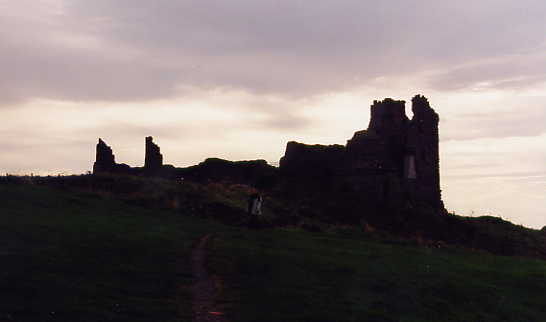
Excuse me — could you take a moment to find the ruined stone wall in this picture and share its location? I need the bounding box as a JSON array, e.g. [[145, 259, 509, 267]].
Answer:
[[180, 158, 277, 186], [93, 138, 116, 174], [92, 138, 133, 175], [279, 141, 346, 177], [92, 137, 163, 176], [144, 136, 163, 172]]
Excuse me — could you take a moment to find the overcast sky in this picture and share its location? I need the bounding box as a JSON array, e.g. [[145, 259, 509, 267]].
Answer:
[[2, 0, 545, 228]]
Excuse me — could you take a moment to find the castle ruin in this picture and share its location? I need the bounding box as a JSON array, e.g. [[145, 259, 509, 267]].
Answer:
[[92, 94, 444, 212]]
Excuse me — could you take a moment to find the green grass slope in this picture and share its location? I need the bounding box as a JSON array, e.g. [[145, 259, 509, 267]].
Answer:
[[210, 228, 546, 322], [1, 182, 545, 322], [0, 183, 221, 322]]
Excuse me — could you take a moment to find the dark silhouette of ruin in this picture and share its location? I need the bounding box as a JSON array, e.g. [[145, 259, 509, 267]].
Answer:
[[92, 94, 444, 213], [280, 95, 443, 210], [93, 137, 275, 183], [92, 139, 115, 174], [144, 136, 163, 173]]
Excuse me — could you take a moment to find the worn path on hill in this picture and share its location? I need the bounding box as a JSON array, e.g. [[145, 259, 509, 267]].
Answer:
[[190, 234, 228, 322]]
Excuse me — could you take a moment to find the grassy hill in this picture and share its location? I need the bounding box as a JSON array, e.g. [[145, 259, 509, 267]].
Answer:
[[210, 228, 546, 322], [1, 179, 545, 321], [0, 182, 216, 321]]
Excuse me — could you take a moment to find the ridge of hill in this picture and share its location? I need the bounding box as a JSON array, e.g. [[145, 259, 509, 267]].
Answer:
[[4, 174, 544, 259]]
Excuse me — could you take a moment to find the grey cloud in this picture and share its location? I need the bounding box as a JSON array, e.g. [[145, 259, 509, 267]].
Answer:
[[0, 38, 182, 104], [441, 102, 546, 141], [428, 54, 546, 91], [67, 1, 542, 56], [79, 123, 187, 141], [258, 114, 311, 131], [1, 0, 546, 105]]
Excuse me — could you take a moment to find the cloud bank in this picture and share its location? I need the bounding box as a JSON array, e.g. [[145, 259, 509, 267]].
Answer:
[[1, 0, 545, 105]]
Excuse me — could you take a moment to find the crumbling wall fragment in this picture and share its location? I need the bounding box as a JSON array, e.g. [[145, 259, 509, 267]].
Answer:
[[144, 136, 163, 172], [93, 138, 116, 174], [279, 141, 346, 176]]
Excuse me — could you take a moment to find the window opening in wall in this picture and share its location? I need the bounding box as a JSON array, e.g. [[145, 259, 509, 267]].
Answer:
[[405, 154, 417, 179]]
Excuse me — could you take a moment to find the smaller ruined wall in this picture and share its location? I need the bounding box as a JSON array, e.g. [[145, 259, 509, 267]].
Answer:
[[179, 158, 278, 187], [93, 138, 115, 174], [90, 136, 277, 184], [144, 136, 163, 172], [279, 141, 346, 177], [92, 138, 133, 175]]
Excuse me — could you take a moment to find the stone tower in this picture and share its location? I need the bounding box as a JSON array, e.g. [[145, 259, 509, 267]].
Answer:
[[279, 94, 444, 211], [406, 95, 441, 208], [347, 98, 409, 177]]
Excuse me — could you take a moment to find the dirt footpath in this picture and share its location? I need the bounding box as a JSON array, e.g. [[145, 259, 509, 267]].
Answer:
[[190, 234, 228, 322]]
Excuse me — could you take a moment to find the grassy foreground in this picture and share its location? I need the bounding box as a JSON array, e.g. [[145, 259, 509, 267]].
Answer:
[[209, 229, 546, 322], [1, 182, 545, 322], [0, 183, 220, 322]]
